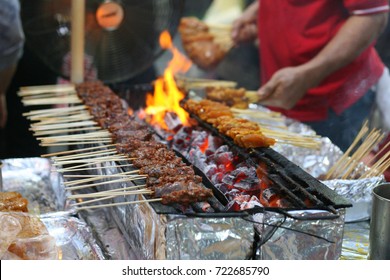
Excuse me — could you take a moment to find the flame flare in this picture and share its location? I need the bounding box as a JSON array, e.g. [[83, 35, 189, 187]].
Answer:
[[145, 30, 192, 129]]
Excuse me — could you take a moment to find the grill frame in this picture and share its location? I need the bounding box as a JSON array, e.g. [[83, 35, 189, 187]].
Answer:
[[183, 111, 352, 216]]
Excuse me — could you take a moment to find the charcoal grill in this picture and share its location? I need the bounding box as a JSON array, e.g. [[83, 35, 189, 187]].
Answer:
[[69, 85, 350, 259], [184, 113, 351, 216]]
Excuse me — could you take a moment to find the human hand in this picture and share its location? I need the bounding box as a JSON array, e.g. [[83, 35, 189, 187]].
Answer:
[[0, 93, 7, 129], [231, 1, 259, 45], [256, 66, 315, 110]]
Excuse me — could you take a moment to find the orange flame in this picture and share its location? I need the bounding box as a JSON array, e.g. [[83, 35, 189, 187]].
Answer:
[[145, 30, 192, 129]]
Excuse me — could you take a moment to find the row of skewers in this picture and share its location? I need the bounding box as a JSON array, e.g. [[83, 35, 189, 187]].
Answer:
[[20, 81, 214, 210]]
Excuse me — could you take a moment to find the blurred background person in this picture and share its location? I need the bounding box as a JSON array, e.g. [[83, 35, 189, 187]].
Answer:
[[0, 0, 57, 158], [232, 0, 389, 152], [0, 0, 25, 157]]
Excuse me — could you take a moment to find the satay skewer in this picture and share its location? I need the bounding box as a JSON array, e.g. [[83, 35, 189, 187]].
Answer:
[[70, 190, 153, 206], [69, 189, 152, 200], [22, 97, 82, 106], [75, 198, 163, 211], [30, 120, 98, 131], [56, 163, 134, 173], [18, 84, 75, 96], [65, 177, 147, 191], [64, 170, 139, 178], [52, 156, 131, 166], [23, 105, 88, 117], [41, 141, 112, 147], [53, 160, 121, 171], [28, 110, 90, 121], [21, 92, 77, 100], [42, 144, 117, 157], [52, 148, 118, 160], [64, 173, 145, 187], [33, 126, 101, 136], [32, 113, 93, 125]]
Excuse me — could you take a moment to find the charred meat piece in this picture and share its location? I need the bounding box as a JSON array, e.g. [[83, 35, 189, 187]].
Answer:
[[160, 182, 213, 205], [140, 165, 195, 177]]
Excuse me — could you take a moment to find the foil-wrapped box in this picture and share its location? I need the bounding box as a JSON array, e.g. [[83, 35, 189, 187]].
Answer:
[[76, 160, 345, 260], [254, 209, 345, 260], [1, 157, 74, 216], [0, 158, 105, 260], [76, 160, 255, 260]]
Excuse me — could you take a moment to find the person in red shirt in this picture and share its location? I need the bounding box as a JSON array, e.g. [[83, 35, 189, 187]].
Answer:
[[232, 0, 389, 151]]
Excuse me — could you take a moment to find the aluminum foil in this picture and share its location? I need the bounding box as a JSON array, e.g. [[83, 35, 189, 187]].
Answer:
[[340, 221, 369, 260], [322, 177, 383, 222], [76, 160, 254, 260], [246, 108, 382, 222], [254, 209, 346, 260], [41, 214, 105, 260], [77, 207, 136, 260], [165, 216, 254, 260], [1, 157, 73, 216]]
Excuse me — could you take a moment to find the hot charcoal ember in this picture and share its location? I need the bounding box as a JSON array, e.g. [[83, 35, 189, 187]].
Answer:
[[205, 87, 249, 109], [171, 125, 293, 210], [178, 17, 228, 70], [75, 81, 213, 206], [183, 99, 276, 148]]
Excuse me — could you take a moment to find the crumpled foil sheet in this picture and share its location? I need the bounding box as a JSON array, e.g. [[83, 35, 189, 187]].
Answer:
[[253, 209, 346, 260], [41, 214, 105, 260], [1, 157, 74, 216], [340, 221, 369, 260], [246, 108, 382, 222], [322, 177, 383, 222], [77, 206, 136, 260], [79, 160, 254, 260], [165, 216, 254, 260]]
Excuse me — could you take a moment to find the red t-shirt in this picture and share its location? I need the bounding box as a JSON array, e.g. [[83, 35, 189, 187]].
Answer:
[[258, 0, 389, 121]]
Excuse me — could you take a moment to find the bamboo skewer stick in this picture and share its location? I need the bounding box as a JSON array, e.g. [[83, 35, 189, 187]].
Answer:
[[42, 144, 117, 157], [64, 170, 139, 178], [39, 130, 109, 137], [56, 163, 134, 173], [22, 92, 77, 100], [361, 148, 390, 178], [41, 140, 113, 147], [324, 122, 369, 180], [33, 126, 101, 136], [52, 156, 130, 166], [53, 160, 120, 171], [323, 120, 390, 180], [64, 176, 147, 191], [22, 97, 82, 106], [52, 148, 118, 160], [32, 113, 93, 125], [41, 141, 112, 147], [230, 107, 282, 118], [30, 120, 97, 131], [38, 132, 111, 143], [79, 184, 147, 195], [18, 84, 76, 96], [71, 190, 153, 206], [75, 198, 163, 211], [29, 110, 90, 121], [64, 173, 145, 187], [341, 130, 384, 179], [53, 151, 121, 162], [24, 105, 88, 117], [69, 189, 151, 200]]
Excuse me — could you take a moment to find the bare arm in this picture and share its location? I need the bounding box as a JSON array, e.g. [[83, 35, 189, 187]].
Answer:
[[258, 12, 389, 109], [231, 1, 259, 45]]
